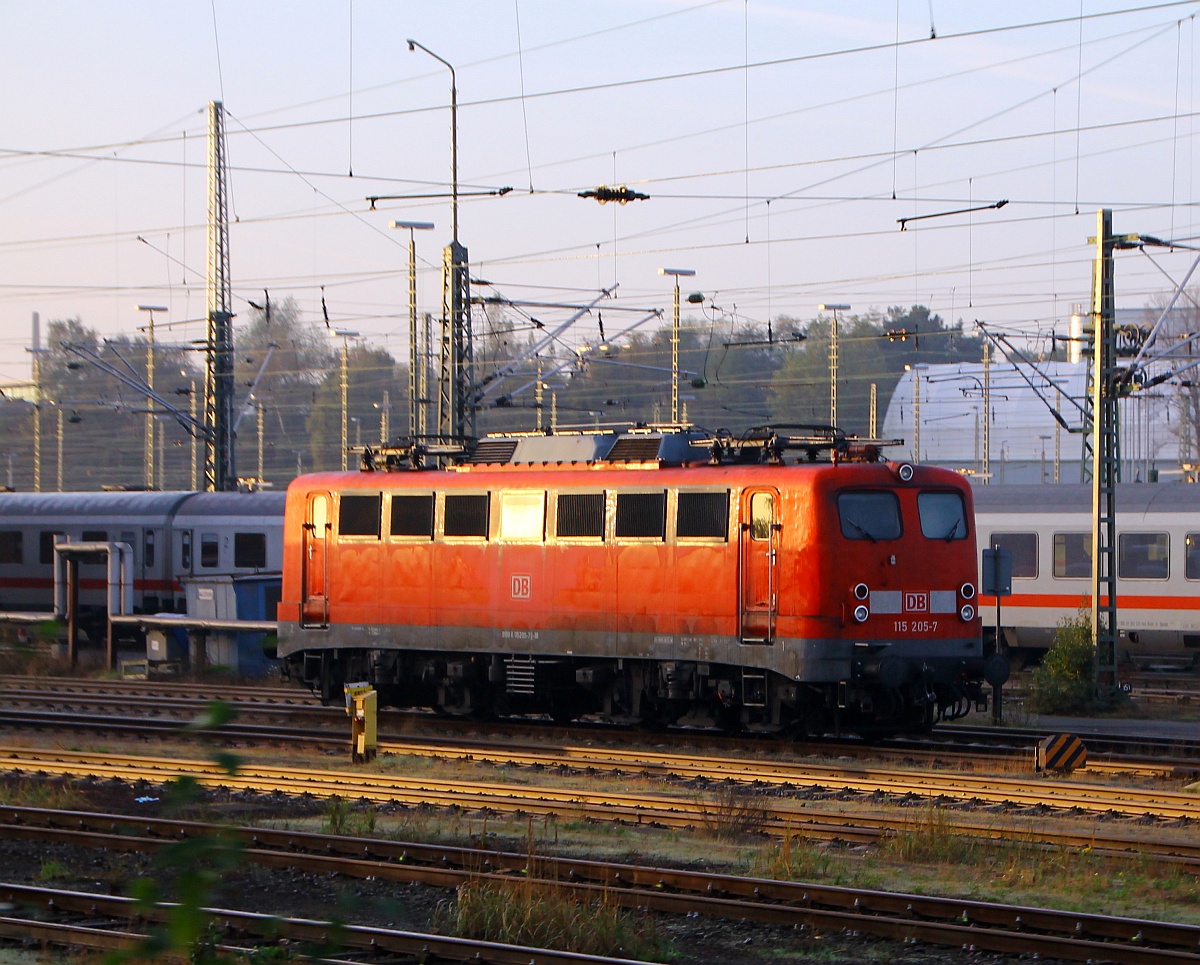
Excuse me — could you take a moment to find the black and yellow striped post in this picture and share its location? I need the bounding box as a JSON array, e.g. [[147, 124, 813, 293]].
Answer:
[[1036, 734, 1087, 772]]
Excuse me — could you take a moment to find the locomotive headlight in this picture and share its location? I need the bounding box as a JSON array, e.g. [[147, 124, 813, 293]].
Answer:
[[960, 582, 976, 600], [960, 604, 976, 622], [897, 463, 915, 482], [853, 583, 869, 601], [853, 604, 869, 623]]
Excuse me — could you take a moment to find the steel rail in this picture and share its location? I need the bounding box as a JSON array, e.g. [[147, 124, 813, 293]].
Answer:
[[0, 883, 649, 965], [1, 813, 1198, 962]]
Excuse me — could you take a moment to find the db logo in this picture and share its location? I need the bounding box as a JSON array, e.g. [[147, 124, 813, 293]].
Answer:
[[511, 574, 532, 600], [904, 592, 928, 612]]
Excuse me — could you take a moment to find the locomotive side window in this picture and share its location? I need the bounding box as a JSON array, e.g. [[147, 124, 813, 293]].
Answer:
[[556, 492, 605, 539], [677, 490, 729, 539], [918, 491, 968, 541], [339, 493, 381, 538], [234, 532, 267, 568], [39, 531, 63, 565], [443, 494, 489, 538], [1052, 533, 1090, 578], [837, 491, 901, 541], [498, 491, 545, 541], [390, 494, 434, 538], [991, 532, 1038, 578], [200, 533, 220, 568], [615, 491, 666, 540], [1118, 532, 1169, 580], [1187, 534, 1200, 580], [0, 531, 21, 564]]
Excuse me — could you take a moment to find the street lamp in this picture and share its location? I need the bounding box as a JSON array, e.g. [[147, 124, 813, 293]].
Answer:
[[406, 41, 458, 243], [334, 330, 360, 470], [818, 304, 850, 428], [391, 220, 436, 439], [407, 39, 472, 442], [138, 305, 168, 489], [659, 268, 696, 424]]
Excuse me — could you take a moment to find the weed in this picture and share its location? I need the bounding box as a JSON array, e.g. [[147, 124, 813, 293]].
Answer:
[[880, 804, 989, 865], [694, 782, 769, 840], [36, 859, 73, 882], [438, 875, 665, 960], [1028, 612, 1097, 714], [751, 832, 834, 882], [323, 795, 378, 837], [0, 780, 86, 810]]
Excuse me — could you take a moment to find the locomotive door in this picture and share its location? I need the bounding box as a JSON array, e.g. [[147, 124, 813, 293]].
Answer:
[[739, 488, 779, 643], [301, 492, 332, 628]]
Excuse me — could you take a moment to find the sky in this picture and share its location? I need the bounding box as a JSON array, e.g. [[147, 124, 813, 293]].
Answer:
[[2, 0, 1198, 391]]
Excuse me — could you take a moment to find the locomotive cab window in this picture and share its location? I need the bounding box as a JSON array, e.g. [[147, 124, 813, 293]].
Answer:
[[1053, 533, 1090, 578], [443, 493, 489, 538], [498, 491, 545, 542], [0, 531, 21, 564], [234, 532, 267, 568], [390, 494, 434, 538], [991, 532, 1038, 578], [918, 491, 968, 541], [338, 493, 382, 538], [1187, 534, 1200, 580], [556, 492, 605, 539], [677, 490, 729, 540], [1118, 532, 1169, 580], [615, 491, 666, 540], [837, 491, 901, 542]]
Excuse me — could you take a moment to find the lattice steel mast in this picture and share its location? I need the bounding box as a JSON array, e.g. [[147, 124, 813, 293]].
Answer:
[[205, 100, 236, 490]]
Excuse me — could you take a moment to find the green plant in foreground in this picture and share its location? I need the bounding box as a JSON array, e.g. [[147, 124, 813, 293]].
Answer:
[[36, 859, 74, 882]]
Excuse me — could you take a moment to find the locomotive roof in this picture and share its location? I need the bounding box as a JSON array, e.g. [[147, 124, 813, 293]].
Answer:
[[0, 490, 192, 518], [972, 482, 1200, 516]]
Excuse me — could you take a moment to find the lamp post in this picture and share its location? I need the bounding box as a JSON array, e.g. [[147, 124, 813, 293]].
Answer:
[[138, 305, 167, 489], [1039, 435, 1052, 484], [659, 268, 696, 424], [905, 362, 929, 462], [819, 304, 850, 428], [408, 40, 471, 442], [335, 330, 359, 470], [391, 220, 436, 440]]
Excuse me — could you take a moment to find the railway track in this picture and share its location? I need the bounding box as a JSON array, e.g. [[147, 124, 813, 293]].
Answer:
[[0, 882, 644, 965], [1, 745, 1198, 866], [5, 675, 1200, 773], [2, 808, 1199, 962]]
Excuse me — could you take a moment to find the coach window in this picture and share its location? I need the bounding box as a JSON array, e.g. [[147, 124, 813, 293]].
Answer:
[[390, 494, 435, 538], [556, 492, 605, 539], [837, 491, 901, 542], [499, 491, 545, 541], [83, 530, 107, 544], [1187, 534, 1200, 580], [180, 531, 193, 570], [234, 532, 267, 568], [144, 530, 156, 568], [338, 493, 382, 538], [1052, 533, 1090, 578], [0, 531, 21, 564], [443, 493, 489, 538], [991, 533, 1038, 578], [1118, 532, 1169, 580], [615, 491, 667, 540], [39, 531, 63, 566], [200, 533, 220, 568], [677, 490, 730, 540], [918, 491, 968, 541]]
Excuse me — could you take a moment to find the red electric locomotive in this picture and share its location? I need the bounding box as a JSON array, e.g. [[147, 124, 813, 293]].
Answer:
[[277, 425, 1001, 736]]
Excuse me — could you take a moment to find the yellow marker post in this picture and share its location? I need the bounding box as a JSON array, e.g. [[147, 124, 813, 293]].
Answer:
[[344, 681, 378, 764]]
